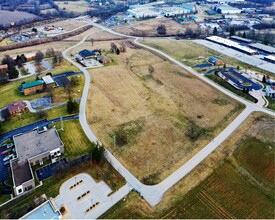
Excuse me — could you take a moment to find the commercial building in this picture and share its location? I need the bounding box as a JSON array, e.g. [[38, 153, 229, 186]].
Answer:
[[230, 36, 253, 44], [249, 43, 275, 55], [42, 75, 56, 89], [11, 128, 64, 196], [266, 85, 275, 98], [264, 55, 275, 64], [214, 5, 242, 14], [20, 200, 61, 220], [7, 101, 26, 116], [206, 36, 257, 55], [22, 75, 56, 95]]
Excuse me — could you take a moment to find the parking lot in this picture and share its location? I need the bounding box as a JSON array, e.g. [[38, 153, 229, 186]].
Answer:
[[54, 173, 112, 219], [0, 143, 14, 194]]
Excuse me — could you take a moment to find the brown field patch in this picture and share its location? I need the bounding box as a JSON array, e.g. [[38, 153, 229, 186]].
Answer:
[[86, 42, 242, 182], [114, 18, 198, 36]]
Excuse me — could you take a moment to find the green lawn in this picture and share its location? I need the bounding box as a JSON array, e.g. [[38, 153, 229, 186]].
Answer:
[[1, 105, 72, 134], [0, 194, 10, 205], [234, 137, 275, 187], [56, 119, 93, 158], [266, 97, 275, 111]]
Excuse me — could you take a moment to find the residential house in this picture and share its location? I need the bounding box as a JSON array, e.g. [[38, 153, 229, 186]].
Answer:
[[11, 128, 64, 196], [79, 49, 101, 59], [208, 56, 224, 66], [97, 55, 112, 65], [7, 101, 26, 116]]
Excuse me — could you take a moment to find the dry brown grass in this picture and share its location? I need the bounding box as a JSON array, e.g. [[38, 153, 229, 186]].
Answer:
[[101, 113, 274, 219], [86, 41, 242, 182], [55, 0, 90, 13], [114, 18, 198, 36]]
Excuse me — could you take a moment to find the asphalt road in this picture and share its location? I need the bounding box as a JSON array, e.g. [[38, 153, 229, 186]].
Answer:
[[62, 21, 275, 216]]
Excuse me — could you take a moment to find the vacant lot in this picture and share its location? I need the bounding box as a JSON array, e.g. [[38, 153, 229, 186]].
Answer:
[[55, 0, 90, 13], [87, 42, 242, 182], [101, 113, 275, 219], [115, 18, 198, 36]]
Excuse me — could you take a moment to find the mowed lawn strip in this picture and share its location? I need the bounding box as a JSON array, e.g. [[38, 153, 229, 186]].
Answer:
[[57, 119, 92, 158]]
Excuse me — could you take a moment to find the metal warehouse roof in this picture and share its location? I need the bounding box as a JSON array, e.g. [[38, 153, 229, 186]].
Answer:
[[22, 80, 44, 89], [42, 75, 55, 85], [206, 36, 257, 54], [265, 55, 275, 62], [250, 43, 275, 54]]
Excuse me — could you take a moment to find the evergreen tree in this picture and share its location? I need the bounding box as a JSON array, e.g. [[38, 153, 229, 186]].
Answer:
[[242, 31, 246, 38], [229, 26, 235, 36], [213, 27, 218, 36]]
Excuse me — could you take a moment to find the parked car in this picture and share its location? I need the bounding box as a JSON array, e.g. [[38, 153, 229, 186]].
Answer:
[[4, 160, 10, 166], [3, 156, 9, 162], [1, 150, 8, 155]]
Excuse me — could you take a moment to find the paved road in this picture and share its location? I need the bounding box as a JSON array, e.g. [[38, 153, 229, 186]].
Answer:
[[0, 114, 79, 144], [61, 22, 275, 215]]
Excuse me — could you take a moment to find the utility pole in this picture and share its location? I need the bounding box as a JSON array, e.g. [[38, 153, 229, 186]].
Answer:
[[113, 135, 116, 148]]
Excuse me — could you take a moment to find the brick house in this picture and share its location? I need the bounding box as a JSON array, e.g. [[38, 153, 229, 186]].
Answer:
[[22, 80, 44, 95], [7, 101, 26, 116]]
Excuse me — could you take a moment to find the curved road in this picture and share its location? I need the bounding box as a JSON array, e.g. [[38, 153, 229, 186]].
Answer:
[[62, 22, 275, 210]]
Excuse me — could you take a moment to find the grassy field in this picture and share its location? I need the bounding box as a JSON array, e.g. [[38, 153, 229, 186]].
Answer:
[[115, 18, 198, 37], [101, 113, 275, 219], [143, 38, 246, 68], [55, 0, 90, 13], [86, 42, 243, 182]]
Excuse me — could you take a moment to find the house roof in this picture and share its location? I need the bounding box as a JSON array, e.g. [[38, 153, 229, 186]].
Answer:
[[22, 80, 44, 89], [79, 49, 94, 58], [7, 101, 26, 113], [97, 55, 112, 62], [208, 56, 219, 63], [13, 128, 63, 164], [42, 75, 55, 85]]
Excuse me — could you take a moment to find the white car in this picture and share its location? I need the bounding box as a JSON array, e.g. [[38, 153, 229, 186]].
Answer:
[[3, 156, 9, 162]]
